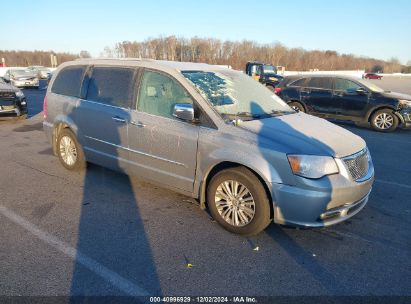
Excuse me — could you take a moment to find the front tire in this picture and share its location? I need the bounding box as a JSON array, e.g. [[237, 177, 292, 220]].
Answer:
[[207, 167, 271, 235], [16, 114, 27, 120], [288, 101, 305, 113], [370, 109, 398, 132], [266, 85, 275, 92], [57, 128, 86, 170]]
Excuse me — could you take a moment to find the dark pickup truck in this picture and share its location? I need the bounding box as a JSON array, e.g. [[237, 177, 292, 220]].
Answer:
[[245, 61, 283, 91]]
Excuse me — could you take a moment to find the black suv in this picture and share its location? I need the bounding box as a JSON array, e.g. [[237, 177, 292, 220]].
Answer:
[[0, 77, 28, 119], [276, 75, 411, 132]]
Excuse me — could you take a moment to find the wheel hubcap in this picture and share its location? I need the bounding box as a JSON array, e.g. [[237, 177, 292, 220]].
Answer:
[[215, 180, 255, 227], [375, 113, 393, 130], [59, 136, 77, 166]]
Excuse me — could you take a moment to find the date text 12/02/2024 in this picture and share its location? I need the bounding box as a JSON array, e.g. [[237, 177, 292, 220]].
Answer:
[[149, 296, 257, 303]]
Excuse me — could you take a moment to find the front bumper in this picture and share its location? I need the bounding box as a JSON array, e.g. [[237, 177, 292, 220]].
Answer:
[[0, 106, 26, 117], [0, 100, 27, 117], [397, 108, 411, 128], [12, 79, 39, 88], [271, 160, 374, 228]]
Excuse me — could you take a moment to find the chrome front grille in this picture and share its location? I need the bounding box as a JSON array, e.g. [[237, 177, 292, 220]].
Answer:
[[343, 149, 369, 181], [0, 91, 16, 100]]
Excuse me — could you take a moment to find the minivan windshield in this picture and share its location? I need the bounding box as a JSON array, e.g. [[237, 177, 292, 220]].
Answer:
[[182, 70, 293, 120]]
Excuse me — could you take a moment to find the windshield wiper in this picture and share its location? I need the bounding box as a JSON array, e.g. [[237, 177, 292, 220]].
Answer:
[[268, 110, 294, 116], [234, 111, 262, 118]]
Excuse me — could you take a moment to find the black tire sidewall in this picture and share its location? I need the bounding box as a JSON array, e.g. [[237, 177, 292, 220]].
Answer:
[[207, 168, 271, 235], [371, 109, 398, 132], [288, 101, 305, 113], [266, 85, 275, 91], [56, 129, 85, 170]]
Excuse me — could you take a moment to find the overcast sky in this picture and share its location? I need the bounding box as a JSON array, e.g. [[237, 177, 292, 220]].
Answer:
[[2, 0, 411, 64]]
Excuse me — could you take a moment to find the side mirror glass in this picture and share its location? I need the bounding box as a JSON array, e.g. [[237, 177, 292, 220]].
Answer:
[[173, 103, 194, 122], [356, 88, 367, 95]]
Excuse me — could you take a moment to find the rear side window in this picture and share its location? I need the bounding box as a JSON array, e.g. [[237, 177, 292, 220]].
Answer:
[[51, 66, 87, 97], [86, 67, 135, 108], [288, 78, 307, 87], [306, 77, 333, 90]]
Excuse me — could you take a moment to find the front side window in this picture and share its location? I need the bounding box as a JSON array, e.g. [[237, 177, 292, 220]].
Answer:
[[137, 70, 193, 119], [86, 67, 135, 108], [182, 70, 293, 120], [250, 65, 262, 76], [335, 78, 361, 93], [52, 66, 87, 97]]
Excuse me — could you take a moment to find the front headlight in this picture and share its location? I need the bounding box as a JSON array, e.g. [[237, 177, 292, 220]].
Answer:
[[287, 155, 339, 179], [15, 91, 25, 98], [399, 100, 411, 108]]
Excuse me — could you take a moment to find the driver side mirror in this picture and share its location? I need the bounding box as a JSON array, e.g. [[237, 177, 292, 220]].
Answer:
[[173, 103, 195, 122]]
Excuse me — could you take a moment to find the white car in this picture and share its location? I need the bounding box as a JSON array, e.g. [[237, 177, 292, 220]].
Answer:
[[3, 69, 39, 89], [28, 66, 51, 79]]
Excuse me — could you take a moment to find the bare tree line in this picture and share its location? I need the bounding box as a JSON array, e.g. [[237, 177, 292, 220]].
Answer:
[[0, 50, 78, 67], [102, 36, 404, 73], [1, 36, 407, 73]]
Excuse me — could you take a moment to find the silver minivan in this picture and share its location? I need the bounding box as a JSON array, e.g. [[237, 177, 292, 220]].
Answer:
[[43, 59, 374, 235]]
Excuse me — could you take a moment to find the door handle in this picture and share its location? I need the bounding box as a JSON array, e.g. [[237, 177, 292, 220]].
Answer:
[[130, 121, 146, 128], [112, 116, 126, 123]]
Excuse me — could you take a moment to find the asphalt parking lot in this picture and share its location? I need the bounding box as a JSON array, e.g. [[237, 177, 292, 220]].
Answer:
[[0, 78, 410, 298]]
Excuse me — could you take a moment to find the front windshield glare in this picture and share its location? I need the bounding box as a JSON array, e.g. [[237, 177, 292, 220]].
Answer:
[[12, 70, 35, 76], [182, 70, 292, 119], [263, 65, 277, 74], [358, 79, 385, 93]]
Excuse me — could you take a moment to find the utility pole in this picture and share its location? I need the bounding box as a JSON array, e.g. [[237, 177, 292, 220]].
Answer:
[[50, 54, 57, 68]]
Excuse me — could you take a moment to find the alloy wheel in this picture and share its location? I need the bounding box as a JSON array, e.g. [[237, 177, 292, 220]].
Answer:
[[214, 180, 256, 227], [374, 113, 394, 130], [59, 136, 78, 166]]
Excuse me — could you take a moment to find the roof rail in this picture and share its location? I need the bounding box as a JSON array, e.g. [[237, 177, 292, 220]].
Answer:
[[75, 57, 154, 61]]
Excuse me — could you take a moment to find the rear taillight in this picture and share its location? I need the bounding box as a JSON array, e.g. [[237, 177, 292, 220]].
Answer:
[[43, 96, 48, 119], [274, 87, 282, 94]]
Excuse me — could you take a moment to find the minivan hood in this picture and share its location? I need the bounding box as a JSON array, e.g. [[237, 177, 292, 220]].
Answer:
[[239, 113, 365, 158]]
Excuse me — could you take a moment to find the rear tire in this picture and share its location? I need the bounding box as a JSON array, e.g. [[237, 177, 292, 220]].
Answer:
[[370, 109, 398, 132], [266, 85, 275, 92], [56, 128, 86, 171], [16, 114, 27, 120], [207, 167, 271, 235], [288, 101, 305, 113]]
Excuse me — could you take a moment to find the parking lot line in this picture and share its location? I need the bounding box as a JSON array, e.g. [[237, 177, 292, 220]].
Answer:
[[375, 179, 411, 190], [0, 205, 149, 296]]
